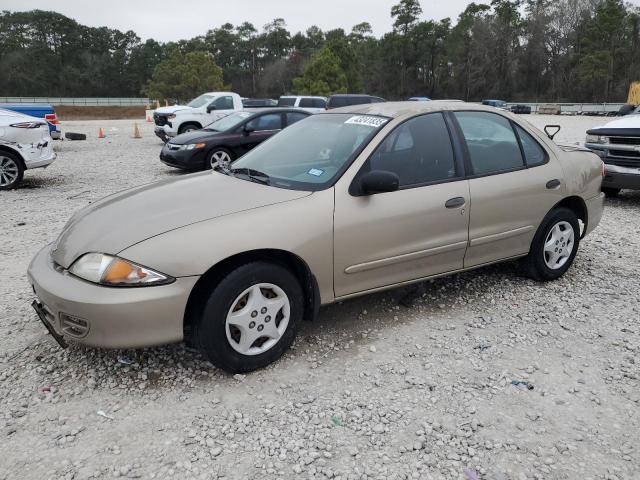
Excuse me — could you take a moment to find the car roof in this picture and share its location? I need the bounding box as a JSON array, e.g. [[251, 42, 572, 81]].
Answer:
[[326, 100, 505, 118]]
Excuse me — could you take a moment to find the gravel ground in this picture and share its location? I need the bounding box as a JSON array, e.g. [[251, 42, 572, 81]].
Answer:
[[0, 116, 638, 480]]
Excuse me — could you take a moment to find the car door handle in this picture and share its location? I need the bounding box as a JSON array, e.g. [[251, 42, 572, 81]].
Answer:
[[445, 197, 466, 209], [546, 179, 561, 189]]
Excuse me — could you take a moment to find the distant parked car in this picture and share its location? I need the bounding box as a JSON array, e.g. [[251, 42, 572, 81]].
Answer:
[[242, 98, 277, 108], [585, 114, 640, 196], [0, 108, 56, 190], [510, 104, 532, 114], [153, 92, 244, 142], [326, 94, 386, 109], [482, 99, 509, 110], [408, 97, 431, 101], [0, 103, 61, 139], [277, 96, 327, 113], [160, 108, 311, 171]]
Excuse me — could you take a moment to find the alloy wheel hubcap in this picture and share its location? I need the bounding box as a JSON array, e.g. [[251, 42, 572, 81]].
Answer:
[[543, 221, 575, 270], [225, 283, 290, 356], [210, 150, 231, 169], [0, 156, 19, 186]]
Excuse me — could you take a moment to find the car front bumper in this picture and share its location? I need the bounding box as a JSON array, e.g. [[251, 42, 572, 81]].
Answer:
[[160, 146, 207, 171], [602, 163, 640, 190], [27, 243, 199, 349], [586, 143, 640, 191], [154, 124, 177, 142]]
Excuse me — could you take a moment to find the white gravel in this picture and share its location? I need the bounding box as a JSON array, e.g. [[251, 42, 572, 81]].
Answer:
[[0, 116, 638, 480]]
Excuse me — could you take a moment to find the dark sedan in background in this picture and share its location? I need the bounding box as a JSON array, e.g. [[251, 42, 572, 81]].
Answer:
[[160, 108, 310, 171]]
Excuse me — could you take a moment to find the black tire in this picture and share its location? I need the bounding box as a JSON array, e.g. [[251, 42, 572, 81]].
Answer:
[[206, 147, 234, 170], [522, 207, 580, 282], [602, 187, 621, 198], [65, 132, 86, 141], [178, 123, 201, 135], [0, 151, 25, 190], [195, 262, 303, 373]]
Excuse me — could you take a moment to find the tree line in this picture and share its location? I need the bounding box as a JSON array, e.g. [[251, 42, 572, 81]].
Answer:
[[1, 0, 639, 103]]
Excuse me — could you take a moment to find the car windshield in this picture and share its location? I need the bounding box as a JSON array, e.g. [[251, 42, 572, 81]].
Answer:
[[187, 94, 215, 108], [229, 113, 390, 191], [205, 112, 253, 131]]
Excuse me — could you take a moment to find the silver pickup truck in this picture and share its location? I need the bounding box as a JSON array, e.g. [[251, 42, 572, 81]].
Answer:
[[585, 111, 640, 196]]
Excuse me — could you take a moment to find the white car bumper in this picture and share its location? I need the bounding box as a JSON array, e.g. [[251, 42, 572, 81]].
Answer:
[[22, 139, 56, 169]]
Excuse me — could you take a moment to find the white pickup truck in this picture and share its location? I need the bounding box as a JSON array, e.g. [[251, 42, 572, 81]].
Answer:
[[153, 92, 243, 142]]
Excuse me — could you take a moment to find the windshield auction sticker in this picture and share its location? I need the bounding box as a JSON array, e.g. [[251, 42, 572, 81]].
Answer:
[[344, 116, 389, 128]]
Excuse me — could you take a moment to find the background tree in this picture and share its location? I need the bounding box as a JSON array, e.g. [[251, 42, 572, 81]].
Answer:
[[292, 47, 347, 96], [145, 51, 225, 102]]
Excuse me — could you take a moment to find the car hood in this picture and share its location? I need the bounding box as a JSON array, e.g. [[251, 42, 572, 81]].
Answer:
[[155, 105, 192, 115], [590, 114, 640, 131], [52, 172, 311, 269], [168, 129, 224, 145]]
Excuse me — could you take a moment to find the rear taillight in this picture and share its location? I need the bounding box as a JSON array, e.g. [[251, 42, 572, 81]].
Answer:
[[45, 113, 59, 125], [602, 162, 606, 177], [9, 122, 45, 129]]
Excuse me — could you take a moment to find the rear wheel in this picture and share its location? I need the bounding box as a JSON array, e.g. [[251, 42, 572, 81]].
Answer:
[[0, 152, 24, 190], [195, 262, 303, 373], [602, 187, 621, 198], [523, 208, 580, 281]]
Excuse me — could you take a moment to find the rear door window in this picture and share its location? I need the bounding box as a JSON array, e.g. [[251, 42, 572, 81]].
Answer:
[[212, 96, 234, 110], [285, 112, 308, 126], [299, 98, 314, 108], [277, 97, 297, 107], [515, 125, 547, 167], [454, 111, 524, 175]]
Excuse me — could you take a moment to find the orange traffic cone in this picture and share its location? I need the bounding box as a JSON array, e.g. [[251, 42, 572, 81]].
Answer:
[[133, 123, 141, 139], [98, 128, 105, 139]]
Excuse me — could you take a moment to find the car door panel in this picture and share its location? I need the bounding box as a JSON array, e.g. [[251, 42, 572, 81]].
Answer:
[[334, 181, 470, 297]]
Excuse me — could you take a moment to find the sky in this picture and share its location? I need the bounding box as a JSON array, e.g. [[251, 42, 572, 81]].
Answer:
[[2, 0, 474, 41]]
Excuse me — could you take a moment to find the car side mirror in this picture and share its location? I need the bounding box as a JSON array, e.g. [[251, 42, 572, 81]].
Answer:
[[544, 125, 561, 140], [243, 125, 255, 136], [358, 170, 400, 195], [206, 105, 216, 113]]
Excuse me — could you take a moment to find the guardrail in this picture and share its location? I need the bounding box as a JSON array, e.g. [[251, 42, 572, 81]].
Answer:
[[505, 102, 625, 114], [0, 97, 150, 106]]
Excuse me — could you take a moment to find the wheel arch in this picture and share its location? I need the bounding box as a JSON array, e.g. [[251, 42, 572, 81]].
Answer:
[[0, 145, 26, 169], [552, 196, 588, 238], [183, 248, 320, 345], [178, 121, 202, 133]]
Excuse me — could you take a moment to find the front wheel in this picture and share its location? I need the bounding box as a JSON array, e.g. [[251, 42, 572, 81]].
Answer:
[[0, 152, 24, 190], [207, 148, 233, 170], [195, 262, 303, 373], [178, 124, 200, 135], [522, 207, 580, 281]]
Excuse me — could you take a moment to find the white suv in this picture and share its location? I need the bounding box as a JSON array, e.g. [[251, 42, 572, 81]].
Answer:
[[0, 108, 56, 190], [153, 92, 244, 142], [277, 96, 327, 113]]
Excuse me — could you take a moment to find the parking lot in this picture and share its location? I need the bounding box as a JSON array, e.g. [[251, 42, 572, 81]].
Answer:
[[1, 115, 638, 479]]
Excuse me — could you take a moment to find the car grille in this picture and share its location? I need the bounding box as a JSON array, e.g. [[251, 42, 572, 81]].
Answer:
[[59, 313, 89, 338], [609, 136, 640, 145], [154, 113, 169, 127]]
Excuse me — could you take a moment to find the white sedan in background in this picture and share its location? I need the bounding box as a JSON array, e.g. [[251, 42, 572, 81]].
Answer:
[[0, 108, 56, 189]]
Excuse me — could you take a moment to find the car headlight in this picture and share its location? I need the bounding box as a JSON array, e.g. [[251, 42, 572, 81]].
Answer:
[[586, 134, 608, 144], [178, 143, 206, 151], [69, 253, 174, 287], [167, 114, 176, 120]]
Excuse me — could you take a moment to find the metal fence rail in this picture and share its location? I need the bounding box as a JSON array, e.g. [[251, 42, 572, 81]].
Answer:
[[505, 102, 625, 114], [0, 97, 150, 106]]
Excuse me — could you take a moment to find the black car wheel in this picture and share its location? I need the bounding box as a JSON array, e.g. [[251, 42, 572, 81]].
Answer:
[[0, 152, 24, 190], [194, 262, 303, 373], [207, 148, 234, 170], [522, 208, 580, 281]]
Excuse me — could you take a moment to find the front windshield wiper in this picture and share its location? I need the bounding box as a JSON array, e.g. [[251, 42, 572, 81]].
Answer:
[[231, 167, 271, 186], [213, 164, 232, 176]]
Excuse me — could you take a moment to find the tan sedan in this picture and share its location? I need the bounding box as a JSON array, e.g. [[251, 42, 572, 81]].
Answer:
[[28, 102, 605, 372]]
